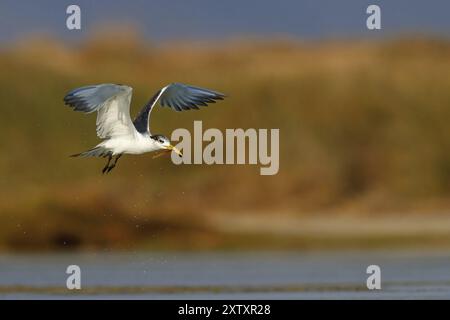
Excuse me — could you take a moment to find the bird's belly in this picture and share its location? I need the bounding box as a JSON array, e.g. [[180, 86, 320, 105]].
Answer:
[[102, 136, 158, 155]]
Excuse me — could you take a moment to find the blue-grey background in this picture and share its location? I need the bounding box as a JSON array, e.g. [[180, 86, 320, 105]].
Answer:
[[0, 0, 449, 44]]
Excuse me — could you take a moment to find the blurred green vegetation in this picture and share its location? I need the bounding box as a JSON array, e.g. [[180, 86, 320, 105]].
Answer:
[[1, 33, 450, 251]]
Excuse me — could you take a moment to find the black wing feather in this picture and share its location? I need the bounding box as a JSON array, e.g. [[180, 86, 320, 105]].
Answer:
[[133, 83, 226, 134]]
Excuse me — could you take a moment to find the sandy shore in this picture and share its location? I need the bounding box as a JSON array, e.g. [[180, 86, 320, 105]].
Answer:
[[206, 211, 450, 250]]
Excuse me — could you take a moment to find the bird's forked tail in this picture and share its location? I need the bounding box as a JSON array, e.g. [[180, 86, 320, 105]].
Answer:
[[70, 146, 112, 158]]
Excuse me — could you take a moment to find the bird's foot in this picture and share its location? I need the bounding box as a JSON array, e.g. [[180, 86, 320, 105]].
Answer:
[[106, 165, 115, 174], [102, 165, 115, 174]]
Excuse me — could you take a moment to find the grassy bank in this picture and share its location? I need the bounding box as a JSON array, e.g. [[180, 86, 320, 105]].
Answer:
[[1, 34, 450, 251]]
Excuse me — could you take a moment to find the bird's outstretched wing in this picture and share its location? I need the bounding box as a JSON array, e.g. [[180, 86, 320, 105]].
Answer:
[[133, 83, 225, 134], [64, 84, 136, 139]]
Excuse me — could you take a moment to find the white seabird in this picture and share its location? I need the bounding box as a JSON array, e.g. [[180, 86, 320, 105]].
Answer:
[[63, 83, 225, 173]]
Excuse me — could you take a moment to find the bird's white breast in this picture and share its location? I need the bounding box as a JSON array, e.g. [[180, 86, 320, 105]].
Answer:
[[100, 133, 159, 155]]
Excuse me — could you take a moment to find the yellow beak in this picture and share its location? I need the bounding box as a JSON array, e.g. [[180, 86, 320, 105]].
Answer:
[[166, 144, 183, 157]]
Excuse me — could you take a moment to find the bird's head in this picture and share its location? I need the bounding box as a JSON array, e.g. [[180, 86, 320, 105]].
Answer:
[[151, 134, 183, 157]]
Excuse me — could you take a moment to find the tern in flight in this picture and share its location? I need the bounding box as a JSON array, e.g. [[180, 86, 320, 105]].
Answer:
[[64, 83, 225, 173]]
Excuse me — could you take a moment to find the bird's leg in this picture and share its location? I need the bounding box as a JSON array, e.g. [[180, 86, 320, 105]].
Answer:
[[102, 155, 112, 174], [106, 154, 122, 173]]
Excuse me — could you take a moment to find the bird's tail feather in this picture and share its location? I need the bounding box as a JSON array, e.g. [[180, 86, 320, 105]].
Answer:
[[70, 147, 112, 158]]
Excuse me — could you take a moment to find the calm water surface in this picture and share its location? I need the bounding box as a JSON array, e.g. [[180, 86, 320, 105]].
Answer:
[[1, 250, 450, 299]]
